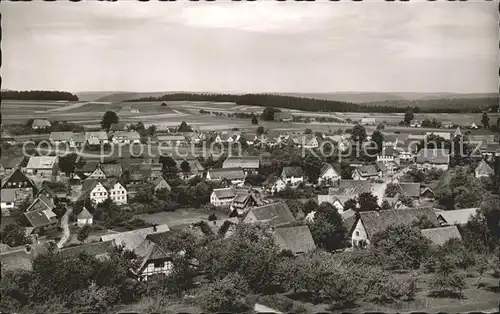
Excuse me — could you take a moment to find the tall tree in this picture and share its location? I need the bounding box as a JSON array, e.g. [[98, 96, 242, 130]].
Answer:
[[256, 126, 265, 136], [310, 202, 347, 251], [371, 130, 384, 154], [351, 124, 367, 143], [180, 160, 191, 173], [404, 109, 414, 125], [481, 112, 490, 129], [178, 121, 193, 132], [251, 115, 258, 125], [100, 111, 119, 131], [358, 192, 379, 212]]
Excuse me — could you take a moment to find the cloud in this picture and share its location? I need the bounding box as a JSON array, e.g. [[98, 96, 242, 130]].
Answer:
[[177, 2, 334, 33]]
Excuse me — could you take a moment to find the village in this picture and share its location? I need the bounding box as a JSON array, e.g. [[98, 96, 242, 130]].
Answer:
[[1, 105, 499, 313]]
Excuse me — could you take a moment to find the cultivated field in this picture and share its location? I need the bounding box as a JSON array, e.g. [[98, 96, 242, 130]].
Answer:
[[2, 100, 497, 135]]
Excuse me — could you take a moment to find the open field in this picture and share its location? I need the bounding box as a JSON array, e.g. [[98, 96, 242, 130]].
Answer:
[[135, 208, 229, 227], [2, 100, 498, 136]]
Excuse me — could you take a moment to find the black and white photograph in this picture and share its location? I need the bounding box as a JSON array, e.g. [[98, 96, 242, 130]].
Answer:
[[0, 1, 499, 313]]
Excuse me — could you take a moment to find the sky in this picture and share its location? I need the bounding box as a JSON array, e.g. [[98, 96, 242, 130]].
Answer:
[[1, 1, 498, 94]]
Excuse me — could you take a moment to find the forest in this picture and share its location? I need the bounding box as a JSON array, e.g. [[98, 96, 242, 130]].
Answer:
[[1, 90, 79, 101], [127, 93, 498, 114]]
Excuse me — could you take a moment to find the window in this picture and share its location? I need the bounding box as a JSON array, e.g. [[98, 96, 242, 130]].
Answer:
[[355, 231, 359, 236], [93, 193, 96, 196]]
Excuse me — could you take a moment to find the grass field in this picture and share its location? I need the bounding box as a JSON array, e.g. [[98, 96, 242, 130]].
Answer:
[[2, 100, 498, 135]]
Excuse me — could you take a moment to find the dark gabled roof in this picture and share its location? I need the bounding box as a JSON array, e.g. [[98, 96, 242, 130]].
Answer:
[[100, 163, 123, 178], [416, 149, 450, 165], [356, 208, 439, 240], [213, 188, 236, 199], [421, 226, 462, 246], [397, 182, 421, 197], [109, 123, 127, 132], [355, 164, 380, 177], [76, 160, 100, 173], [59, 241, 114, 260], [273, 225, 316, 254], [319, 163, 340, 177], [208, 167, 246, 180], [435, 208, 479, 225], [262, 175, 283, 187], [223, 157, 260, 169], [245, 201, 295, 227], [26, 194, 56, 212], [50, 131, 73, 141], [1, 168, 36, 189], [24, 210, 56, 228], [128, 164, 151, 181], [100, 224, 170, 252], [281, 166, 304, 178], [337, 180, 372, 194]]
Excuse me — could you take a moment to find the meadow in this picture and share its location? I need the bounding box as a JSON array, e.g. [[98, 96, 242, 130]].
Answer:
[[2, 100, 496, 135]]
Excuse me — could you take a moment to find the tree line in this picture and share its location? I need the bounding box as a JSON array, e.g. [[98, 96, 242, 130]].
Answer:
[[1, 90, 79, 101], [127, 93, 498, 114]]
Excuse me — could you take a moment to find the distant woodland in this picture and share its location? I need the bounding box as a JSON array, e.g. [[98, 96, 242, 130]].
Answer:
[[1, 90, 79, 101], [128, 93, 498, 113]]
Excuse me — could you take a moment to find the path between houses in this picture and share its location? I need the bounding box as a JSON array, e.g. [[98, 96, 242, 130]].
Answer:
[[57, 205, 73, 249]]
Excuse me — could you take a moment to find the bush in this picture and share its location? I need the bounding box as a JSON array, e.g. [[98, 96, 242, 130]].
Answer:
[[429, 272, 467, 299], [208, 214, 218, 221], [323, 270, 359, 308], [77, 225, 91, 242], [197, 274, 250, 313], [257, 295, 306, 313], [66, 282, 120, 313]]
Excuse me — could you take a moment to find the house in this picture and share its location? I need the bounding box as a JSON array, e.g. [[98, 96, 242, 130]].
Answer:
[[453, 127, 462, 138], [317, 163, 340, 186], [475, 160, 494, 178], [1, 131, 17, 145], [415, 148, 450, 170], [291, 135, 319, 149], [377, 146, 400, 164], [410, 120, 421, 128], [127, 164, 151, 186], [111, 131, 141, 144], [85, 131, 109, 146], [152, 176, 171, 192], [361, 117, 376, 125], [75, 206, 94, 227], [79, 180, 112, 205], [242, 201, 295, 227], [376, 161, 399, 178], [441, 121, 454, 129], [103, 179, 128, 205], [49, 131, 73, 146], [425, 132, 452, 141], [240, 134, 256, 146], [421, 226, 462, 247], [336, 180, 374, 195], [100, 224, 171, 252], [150, 163, 163, 178], [281, 166, 304, 186], [350, 208, 439, 247], [108, 123, 128, 132], [25, 194, 56, 212], [1, 168, 36, 209], [272, 225, 316, 255], [31, 119, 51, 129], [399, 148, 414, 163], [87, 164, 107, 180], [468, 134, 496, 145], [0, 156, 25, 175], [206, 168, 246, 187], [480, 143, 500, 159], [262, 175, 287, 194], [100, 163, 123, 178], [175, 159, 205, 180], [23, 209, 58, 235], [69, 133, 87, 148], [223, 157, 260, 175], [157, 135, 188, 146], [435, 207, 478, 226], [351, 164, 380, 180], [230, 192, 260, 215], [397, 182, 421, 198], [317, 195, 356, 214], [131, 230, 196, 281], [75, 160, 100, 179], [210, 188, 236, 207], [274, 112, 293, 122], [25, 156, 58, 178]]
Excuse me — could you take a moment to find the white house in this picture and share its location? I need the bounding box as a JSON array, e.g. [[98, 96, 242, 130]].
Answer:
[[77, 207, 93, 227], [107, 181, 127, 205], [291, 135, 319, 149], [377, 146, 400, 164], [86, 181, 109, 204], [415, 148, 450, 171], [85, 131, 109, 145], [475, 160, 494, 178], [111, 131, 141, 144], [262, 175, 287, 194], [49, 131, 73, 146], [210, 188, 236, 207], [206, 168, 246, 187], [317, 163, 340, 186], [280, 166, 304, 186]]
